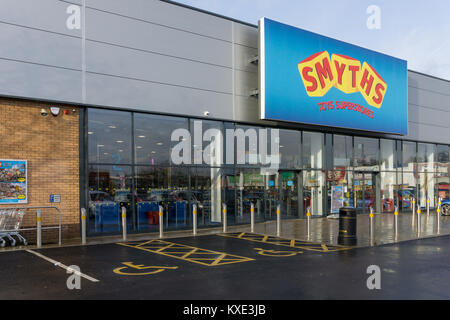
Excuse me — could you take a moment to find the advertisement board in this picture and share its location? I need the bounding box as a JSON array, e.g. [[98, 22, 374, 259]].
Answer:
[[0, 160, 27, 204], [331, 185, 344, 214], [259, 18, 408, 135]]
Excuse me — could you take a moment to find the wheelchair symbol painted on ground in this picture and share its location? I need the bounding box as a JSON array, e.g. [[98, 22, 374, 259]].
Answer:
[[113, 262, 178, 276], [254, 248, 303, 257]]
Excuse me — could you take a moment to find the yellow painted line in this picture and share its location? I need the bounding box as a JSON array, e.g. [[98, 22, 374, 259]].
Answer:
[[218, 232, 351, 252], [210, 253, 227, 266], [113, 262, 178, 276], [181, 247, 199, 259], [117, 240, 254, 267]]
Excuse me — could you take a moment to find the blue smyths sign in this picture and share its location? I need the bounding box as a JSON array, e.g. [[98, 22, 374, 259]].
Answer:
[[259, 18, 408, 135]]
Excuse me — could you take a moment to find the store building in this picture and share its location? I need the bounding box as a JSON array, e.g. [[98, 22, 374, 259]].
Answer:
[[0, 0, 449, 240]]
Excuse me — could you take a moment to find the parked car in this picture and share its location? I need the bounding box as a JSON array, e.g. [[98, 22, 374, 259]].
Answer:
[[440, 198, 450, 216]]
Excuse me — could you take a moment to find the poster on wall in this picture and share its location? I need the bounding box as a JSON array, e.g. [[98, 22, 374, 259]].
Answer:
[[331, 185, 344, 213], [0, 160, 27, 204]]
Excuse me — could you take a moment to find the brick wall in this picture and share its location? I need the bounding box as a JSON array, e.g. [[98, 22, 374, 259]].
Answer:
[[0, 98, 80, 244]]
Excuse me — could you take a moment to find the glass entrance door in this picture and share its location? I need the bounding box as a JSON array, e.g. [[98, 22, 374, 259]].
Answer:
[[279, 171, 300, 218], [265, 172, 279, 219], [353, 172, 379, 214]]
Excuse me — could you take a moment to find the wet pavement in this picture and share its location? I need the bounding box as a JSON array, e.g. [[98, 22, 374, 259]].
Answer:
[[232, 211, 450, 248], [0, 211, 449, 300], [0, 232, 449, 299]]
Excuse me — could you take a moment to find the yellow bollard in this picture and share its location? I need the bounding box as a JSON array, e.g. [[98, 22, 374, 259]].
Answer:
[[276, 204, 281, 237], [159, 205, 164, 238], [222, 203, 227, 233]]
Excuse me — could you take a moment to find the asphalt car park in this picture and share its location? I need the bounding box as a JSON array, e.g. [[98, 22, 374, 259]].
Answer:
[[0, 233, 449, 299]]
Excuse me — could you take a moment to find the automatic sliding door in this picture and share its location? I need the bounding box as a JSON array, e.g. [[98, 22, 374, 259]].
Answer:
[[280, 171, 300, 218]]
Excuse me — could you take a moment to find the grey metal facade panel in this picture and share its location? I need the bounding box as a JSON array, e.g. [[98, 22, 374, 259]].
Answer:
[[85, 7, 233, 68], [0, 22, 81, 70], [396, 121, 450, 145], [234, 45, 258, 73], [0, 0, 82, 37], [85, 0, 232, 42], [232, 21, 258, 48], [407, 103, 450, 129], [85, 40, 233, 94], [0, 59, 82, 102], [84, 72, 233, 119], [408, 85, 450, 112], [0, 0, 447, 146], [234, 69, 257, 97], [408, 71, 450, 95]]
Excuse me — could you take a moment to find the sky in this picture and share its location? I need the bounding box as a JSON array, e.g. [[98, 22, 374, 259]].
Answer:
[[175, 0, 450, 81]]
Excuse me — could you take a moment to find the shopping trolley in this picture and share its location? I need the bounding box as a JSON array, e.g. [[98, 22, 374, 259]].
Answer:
[[0, 209, 28, 247]]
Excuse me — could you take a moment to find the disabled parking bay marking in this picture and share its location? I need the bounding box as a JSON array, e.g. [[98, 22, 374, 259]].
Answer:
[[113, 262, 178, 276], [254, 248, 303, 257], [218, 232, 352, 253], [116, 239, 254, 266]]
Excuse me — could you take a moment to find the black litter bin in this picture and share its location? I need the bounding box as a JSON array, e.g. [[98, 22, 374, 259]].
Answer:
[[338, 207, 357, 246]]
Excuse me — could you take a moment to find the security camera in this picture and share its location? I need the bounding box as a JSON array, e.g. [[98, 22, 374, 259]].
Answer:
[[40, 108, 49, 117], [203, 111, 210, 116]]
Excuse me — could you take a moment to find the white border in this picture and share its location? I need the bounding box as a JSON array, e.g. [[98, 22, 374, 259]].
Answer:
[[0, 159, 28, 204], [259, 17, 265, 120]]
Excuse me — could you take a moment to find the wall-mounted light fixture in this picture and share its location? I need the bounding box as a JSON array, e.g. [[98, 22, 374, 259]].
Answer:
[[40, 108, 49, 117]]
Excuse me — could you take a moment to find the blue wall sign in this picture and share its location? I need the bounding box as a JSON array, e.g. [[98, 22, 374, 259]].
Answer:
[[259, 18, 408, 135]]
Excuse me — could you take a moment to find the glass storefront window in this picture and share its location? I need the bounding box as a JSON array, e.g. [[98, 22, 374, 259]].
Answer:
[[234, 168, 267, 223], [134, 113, 188, 166], [232, 124, 265, 168], [303, 132, 324, 169], [279, 130, 301, 169], [135, 166, 189, 230], [88, 165, 132, 233], [349, 171, 379, 214], [380, 139, 395, 170], [417, 171, 436, 208], [329, 170, 350, 213], [85, 108, 450, 234], [401, 172, 416, 212], [221, 167, 236, 223], [88, 109, 132, 164], [303, 170, 325, 216], [402, 141, 416, 171], [354, 137, 379, 170], [134, 166, 166, 231], [380, 171, 396, 212], [190, 119, 224, 166], [417, 143, 436, 172], [436, 144, 449, 200], [190, 167, 223, 227], [333, 135, 352, 169]]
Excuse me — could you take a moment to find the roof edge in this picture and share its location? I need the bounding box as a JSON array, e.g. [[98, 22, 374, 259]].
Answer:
[[159, 0, 258, 28]]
